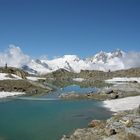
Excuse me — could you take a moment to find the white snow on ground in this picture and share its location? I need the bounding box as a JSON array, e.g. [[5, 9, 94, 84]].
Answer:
[[0, 73, 22, 80], [27, 76, 46, 81], [105, 77, 140, 84], [103, 96, 140, 112], [73, 78, 85, 82], [11, 74, 22, 79], [0, 91, 25, 98]]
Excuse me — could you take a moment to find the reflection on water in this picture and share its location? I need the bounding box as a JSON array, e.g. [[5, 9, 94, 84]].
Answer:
[[43, 84, 97, 99]]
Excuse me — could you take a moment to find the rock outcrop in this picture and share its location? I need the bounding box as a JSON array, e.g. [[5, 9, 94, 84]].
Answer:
[[0, 67, 28, 79], [15, 70, 26, 79], [61, 106, 140, 140]]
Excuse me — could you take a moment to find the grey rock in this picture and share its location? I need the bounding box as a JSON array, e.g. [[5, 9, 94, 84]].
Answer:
[[0, 87, 4, 91], [61, 106, 140, 140], [88, 120, 102, 127], [100, 89, 114, 94], [31, 89, 38, 94], [59, 93, 82, 99], [133, 105, 140, 116], [110, 93, 118, 99], [105, 129, 116, 136]]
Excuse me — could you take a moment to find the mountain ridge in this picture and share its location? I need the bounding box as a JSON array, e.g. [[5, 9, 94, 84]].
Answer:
[[23, 49, 126, 74], [0, 46, 140, 74]]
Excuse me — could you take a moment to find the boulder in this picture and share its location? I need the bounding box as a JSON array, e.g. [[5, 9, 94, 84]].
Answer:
[[0, 87, 4, 91], [13, 87, 18, 91], [133, 105, 140, 116], [125, 120, 133, 127], [110, 93, 119, 99], [31, 89, 38, 94], [15, 70, 26, 79], [88, 120, 102, 127], [100, 89, 114, 94], [59, 93, 81, 99], [17, 88, 26, 92], [105, 128, 117, 136]]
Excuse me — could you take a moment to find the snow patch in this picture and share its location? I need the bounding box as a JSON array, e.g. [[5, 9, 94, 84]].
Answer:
[[0, 91, 25, 98], [73, 78, 85, 82], [103, 96, 140, 112], [105, 77, 140, 84], [27, 76, 46, 81], [0, 73, 22, 80]]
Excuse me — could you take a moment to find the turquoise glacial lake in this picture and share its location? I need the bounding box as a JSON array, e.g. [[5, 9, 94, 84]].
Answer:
[[0, 85, 112, 140]]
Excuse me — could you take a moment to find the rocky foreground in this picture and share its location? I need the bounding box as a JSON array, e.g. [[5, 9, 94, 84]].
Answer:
[[61, 106, 140, 140], [60, 76, 140, 140]]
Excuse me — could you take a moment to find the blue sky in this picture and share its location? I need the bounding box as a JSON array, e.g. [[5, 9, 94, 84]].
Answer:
[[0, 0, 140, 58]]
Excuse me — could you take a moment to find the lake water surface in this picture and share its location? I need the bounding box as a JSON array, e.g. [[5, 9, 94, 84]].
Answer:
[[0, 85, 112, 140]]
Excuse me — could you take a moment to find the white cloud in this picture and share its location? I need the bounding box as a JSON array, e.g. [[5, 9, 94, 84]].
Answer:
[[122, 52, 140, 69], [0, 44, 30, 67]]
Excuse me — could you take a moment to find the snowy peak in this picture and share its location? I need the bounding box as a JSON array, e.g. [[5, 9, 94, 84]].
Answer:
[[62, 55, 80, 62], [87, 49, 125, 64], [111, 49, 124, 58], [0, 45, 140, 74]]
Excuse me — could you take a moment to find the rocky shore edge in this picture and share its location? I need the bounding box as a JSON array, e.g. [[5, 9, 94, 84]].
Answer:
[[61, 105, 140, 140], [59, 82, 140, 101]]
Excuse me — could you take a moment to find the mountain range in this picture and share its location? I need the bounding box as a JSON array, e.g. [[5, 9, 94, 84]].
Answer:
[[24, 49, 125, 74], [0, 46, 140, 74]]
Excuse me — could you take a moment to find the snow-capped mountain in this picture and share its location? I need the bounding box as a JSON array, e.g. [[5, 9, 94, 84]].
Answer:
[[0, 45, 140, 74], [27, 55, 88, 74], [86, 49, 125, 64], [24, 49, 125, 74]]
